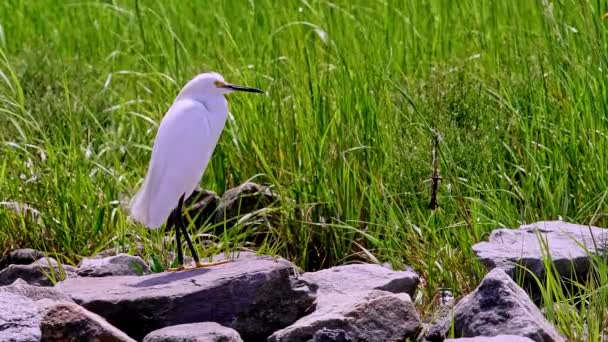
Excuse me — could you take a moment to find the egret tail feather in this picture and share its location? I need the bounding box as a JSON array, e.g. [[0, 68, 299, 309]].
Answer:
[[129, 180, 164, 229]]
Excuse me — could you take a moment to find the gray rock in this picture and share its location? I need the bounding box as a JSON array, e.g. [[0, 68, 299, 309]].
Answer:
[[0, 292, 41, 342], [473, 220, 608, 280], [269, 290, 420, 342], [0, 278, 73, 302], [185, 188, 221, 228], [446, 336, 535, 342], [301, 263, 420, 299], [215, 182, 278, 224], [453, 268, 565, 341], [143, 322, 242, 342], [310, 328, 353, 342], [57, 255, 314, 340], [39, 301, 135, 342], [94, 243, 146, 259], [94, 248, 121, 258], [0, 281, 129, 342], [0, 248, 45, 270], [0, 257, 78, 286], [78, 253, 149, 277], [270, 263, 421, 342]]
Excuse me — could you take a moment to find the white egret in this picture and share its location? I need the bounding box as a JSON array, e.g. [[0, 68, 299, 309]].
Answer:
[[129, 72, 263, 271]]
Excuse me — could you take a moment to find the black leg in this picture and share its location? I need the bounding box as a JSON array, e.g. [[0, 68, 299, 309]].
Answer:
[[171, 193, 230, 269], [174, 209, 184, 267], [176, 194, 201, 265], [166, 205, 184, 270], [179, 218, 201, 265]]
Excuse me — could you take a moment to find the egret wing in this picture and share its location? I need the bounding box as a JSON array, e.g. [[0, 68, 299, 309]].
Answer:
[[130, 100, 220, 228]]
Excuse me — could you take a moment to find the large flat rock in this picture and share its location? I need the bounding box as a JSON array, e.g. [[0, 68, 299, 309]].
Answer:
[[56, 255, 313, 340], [473, 221, 608, 280]]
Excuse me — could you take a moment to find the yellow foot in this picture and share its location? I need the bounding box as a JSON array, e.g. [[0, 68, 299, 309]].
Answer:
[[167, 266, 186, 272], [167, 260, 231, 272], [193, 259, 232, 268]]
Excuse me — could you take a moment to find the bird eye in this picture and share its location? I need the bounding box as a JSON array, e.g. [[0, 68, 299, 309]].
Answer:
[[214, 81, 225, 88]]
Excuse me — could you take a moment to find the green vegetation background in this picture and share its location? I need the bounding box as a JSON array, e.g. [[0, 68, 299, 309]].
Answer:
[[1, 1, 608, 338]]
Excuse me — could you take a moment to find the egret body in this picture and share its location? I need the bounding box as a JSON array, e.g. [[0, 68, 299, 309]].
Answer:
[[130, 72, 263, 270]]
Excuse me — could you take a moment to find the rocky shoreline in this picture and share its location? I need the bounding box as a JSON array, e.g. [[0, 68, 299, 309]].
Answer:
[[1, 220, 606, 341]]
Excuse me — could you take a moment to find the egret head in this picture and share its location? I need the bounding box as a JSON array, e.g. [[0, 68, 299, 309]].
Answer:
[[182, 72, 264, 99]]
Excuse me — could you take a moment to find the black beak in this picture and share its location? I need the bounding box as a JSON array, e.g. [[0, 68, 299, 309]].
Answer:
[[224, 83, 264, 93]]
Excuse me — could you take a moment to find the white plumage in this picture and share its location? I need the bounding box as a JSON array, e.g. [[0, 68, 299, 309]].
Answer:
[[130, 99, 225, 228], [129, 72, 262, 229]]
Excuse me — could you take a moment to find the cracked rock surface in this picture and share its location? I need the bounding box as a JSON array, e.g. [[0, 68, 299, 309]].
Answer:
[[0, 291, 42, 342], [57, 254, 314, 340]]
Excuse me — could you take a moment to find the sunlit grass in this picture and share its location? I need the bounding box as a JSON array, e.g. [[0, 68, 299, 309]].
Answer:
[[1, 0, 608, 338]]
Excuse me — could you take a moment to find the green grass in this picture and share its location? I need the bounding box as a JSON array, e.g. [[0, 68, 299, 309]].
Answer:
[[1, 0, 608, 338]]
